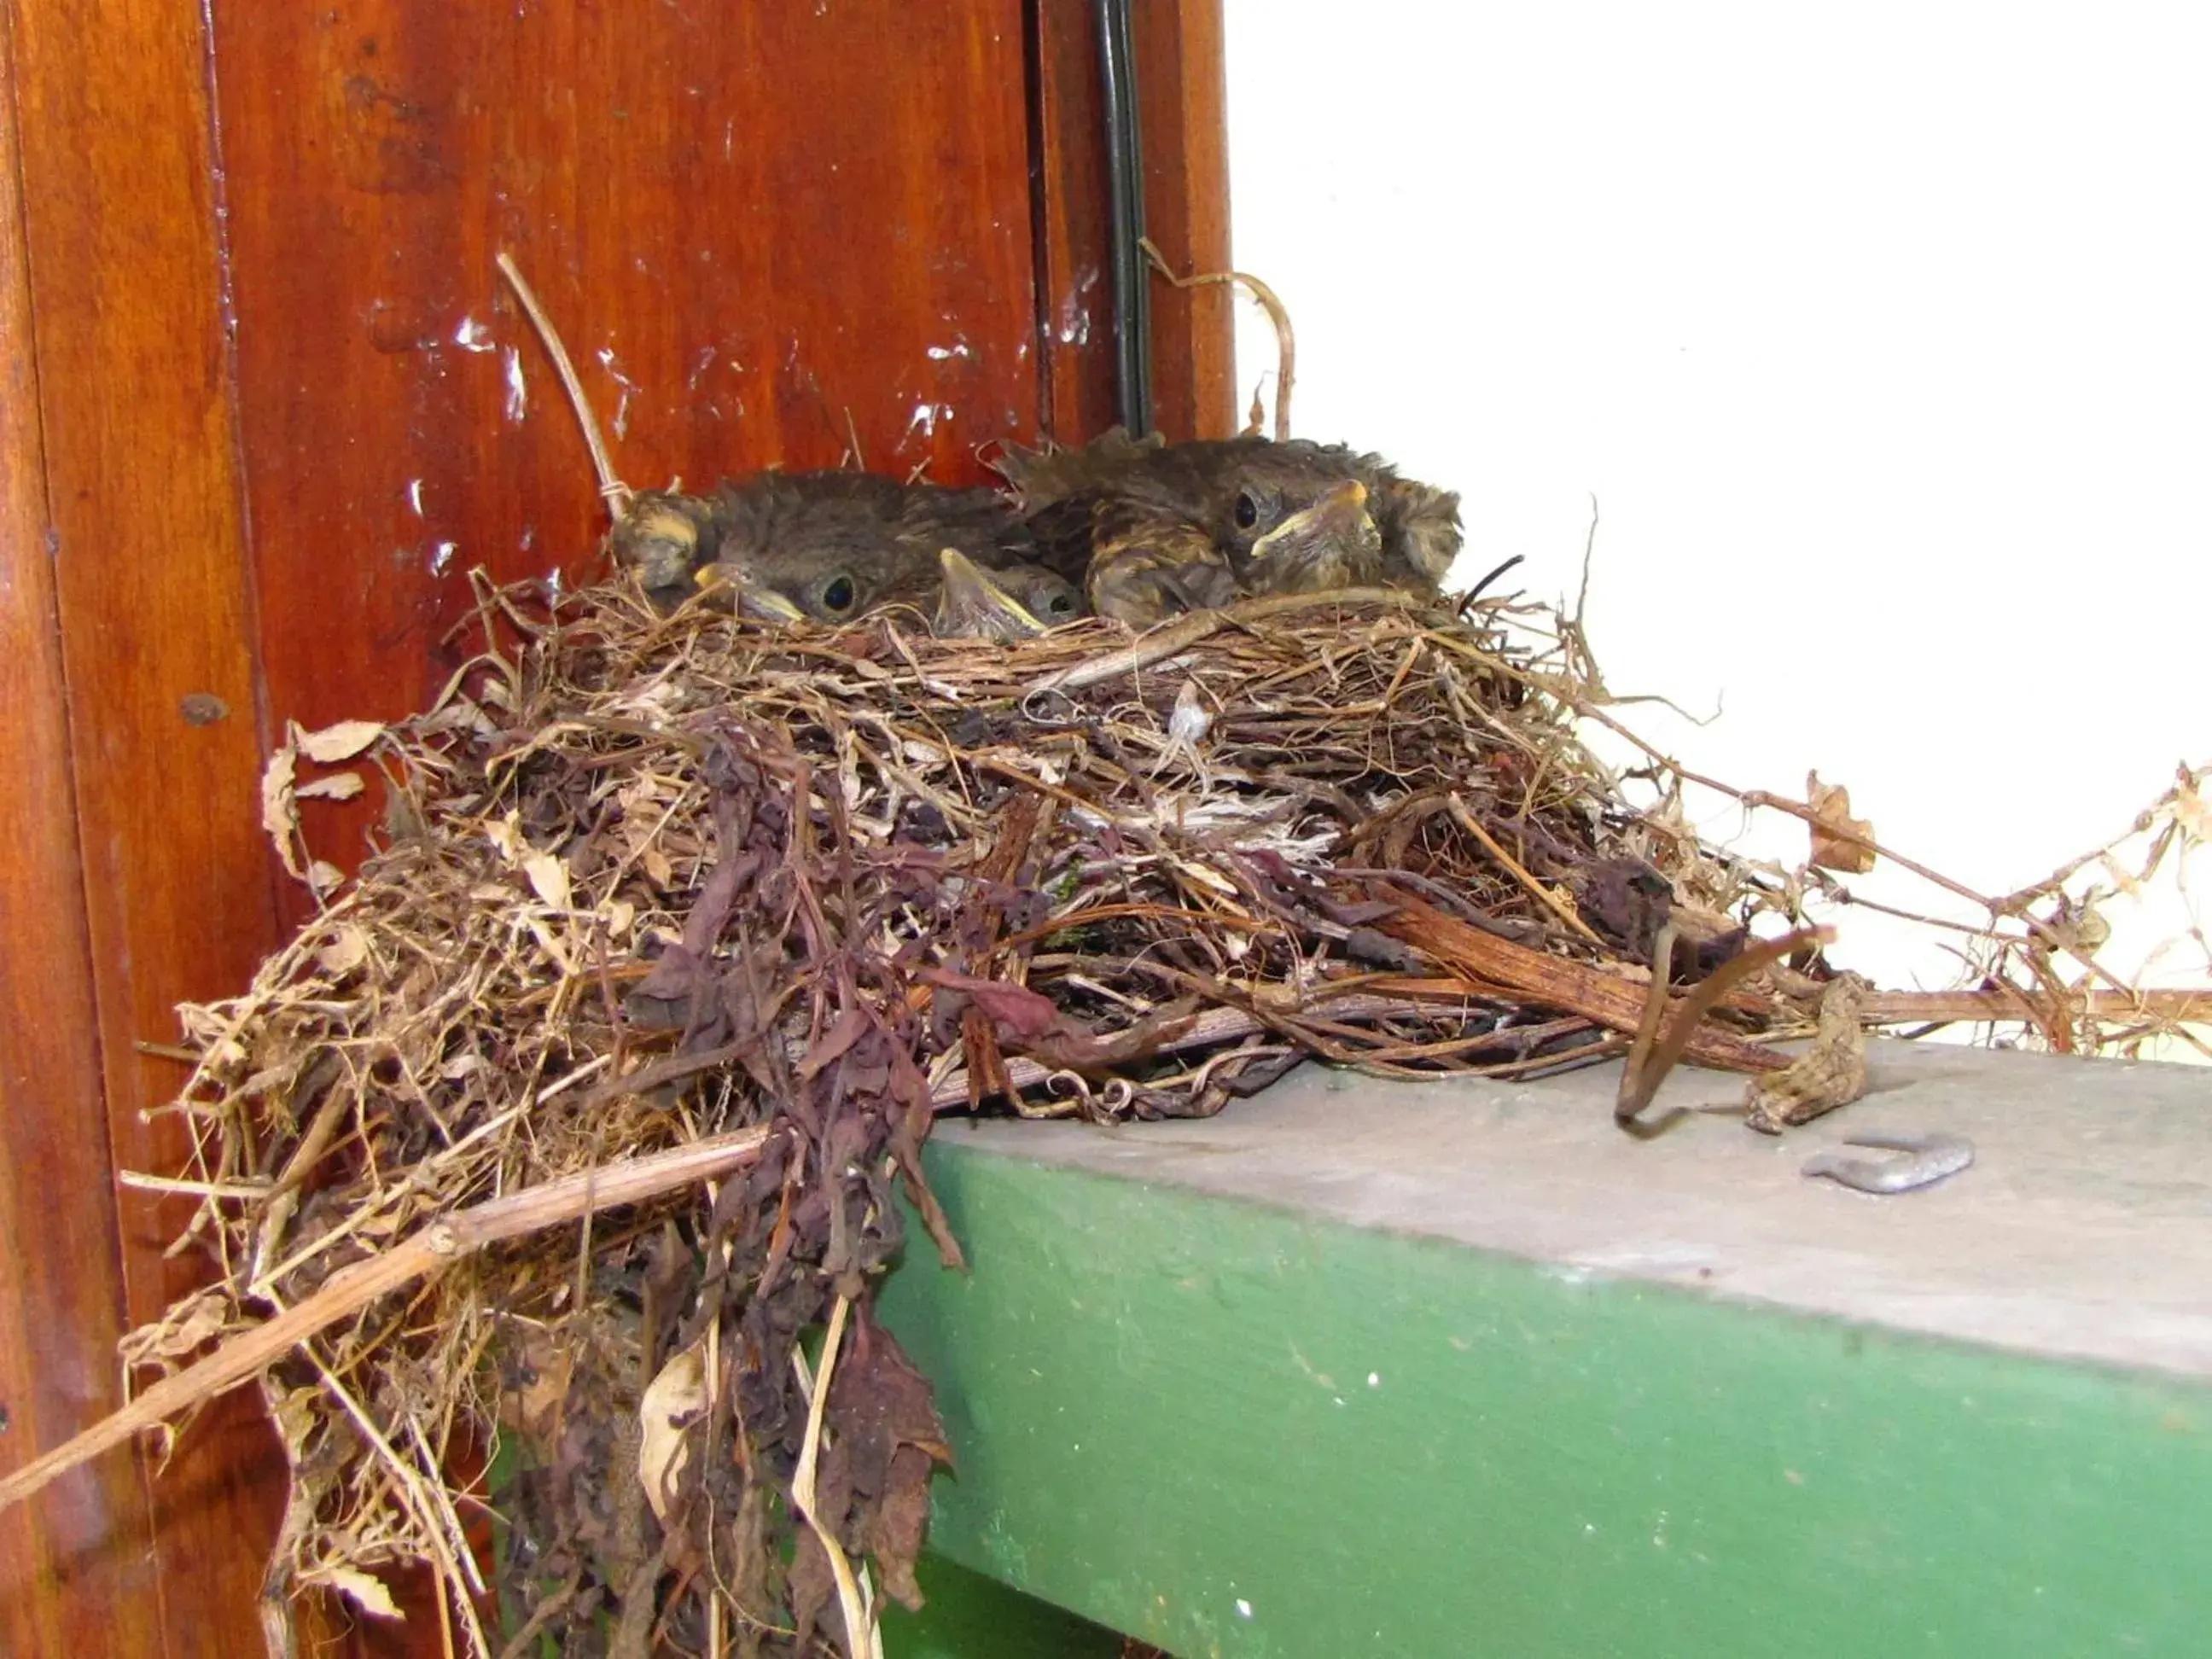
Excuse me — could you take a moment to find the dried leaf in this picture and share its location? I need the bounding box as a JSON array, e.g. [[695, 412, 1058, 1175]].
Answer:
[[1806, 771, 1876, 874], [2041, 893, 2111, 959], [295, 771, 366, 802], [921, 968, 1060, 1039], [1167, 678, 1211, 745], [500, 1327, 575, 1447], [523, 850, 573, 911], [115, 1285, 233, 1371], [1173, 858, 1241, 897], [2174, 773, 2209, 842], [259, 738, 306, 880], [484, 810, 527, 862], [1744, 976, 1869, 1132], [637, 1340, 708, 1527], [294, 718, 386, 764], [830, 1313, 952, 1611], [1024, 999, 1202, 1078], [314, 923, 370, 975], [787, 1526, 835, 1652], [302, 1566, 404, 1621]]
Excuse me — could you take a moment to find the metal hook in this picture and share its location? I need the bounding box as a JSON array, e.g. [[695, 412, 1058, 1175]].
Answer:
[[1802, 1132, 1975, 1195]]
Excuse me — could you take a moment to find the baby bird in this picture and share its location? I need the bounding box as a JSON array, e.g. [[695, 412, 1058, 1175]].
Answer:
[[608, 489, 719, 597], [997, 429, 1463, 623], [680, 469, 1089, 637], [931, 548, 1084, 641]]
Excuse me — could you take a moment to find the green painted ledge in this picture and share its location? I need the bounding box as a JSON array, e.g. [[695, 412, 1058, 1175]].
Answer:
[[883, 1552, 1121, 1657], [877, 1045, 2212, 1657]]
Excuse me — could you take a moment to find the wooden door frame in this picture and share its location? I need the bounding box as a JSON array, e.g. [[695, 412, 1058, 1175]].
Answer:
[[0, 2, 1228, 1650]]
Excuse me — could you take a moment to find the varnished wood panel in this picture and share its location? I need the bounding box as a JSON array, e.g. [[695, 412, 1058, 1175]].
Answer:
[[5, 0, 289, 1653], [1132, 0, 1235, 439], [0, 9, 171, 1654], [214, 1, 1041, 748], [0, 2, 1227, 1651], [1034, 0, 1233, 444], [1031, 0, 1122, 444]]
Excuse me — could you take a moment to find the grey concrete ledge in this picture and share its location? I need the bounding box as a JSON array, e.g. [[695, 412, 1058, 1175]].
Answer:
[[933, 1040, 2212, 1379]]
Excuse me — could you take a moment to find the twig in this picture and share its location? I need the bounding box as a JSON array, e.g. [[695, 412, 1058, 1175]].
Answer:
[[1572, 701, 2212, 1063], [1859, 987, 2212, 1026], [790, 1294, 872, 1659], [1615, 928, 1829, 1135], [495, 250, 632, 521], [1033, 587, 1419, 693], [1994, 762, 2209, 911], [1139, 236, 1294, 439], [0, 1126, 770, 1515], [1444, 793, 1607, 947]]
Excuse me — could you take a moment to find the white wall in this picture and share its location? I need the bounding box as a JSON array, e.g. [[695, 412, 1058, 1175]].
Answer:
[[1225, 1, 2209, 1004]]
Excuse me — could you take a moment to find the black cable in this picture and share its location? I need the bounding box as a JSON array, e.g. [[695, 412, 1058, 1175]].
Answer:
[[1097, 0, 1152, 436]]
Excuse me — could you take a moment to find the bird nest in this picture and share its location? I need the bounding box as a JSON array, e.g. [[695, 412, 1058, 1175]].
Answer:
[[62, 572, 2186, 1657]]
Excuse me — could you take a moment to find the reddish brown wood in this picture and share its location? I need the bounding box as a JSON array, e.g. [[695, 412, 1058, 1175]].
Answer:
[[212, 3, 1041, 744], [5, 0, 288, 1653], [1132, 0, 1235, 439], [0, 2, 1228, 1650], [0, 11, 169, 1655], [1032, 2, 1121, 445], [1033, 0, 1234, 445]]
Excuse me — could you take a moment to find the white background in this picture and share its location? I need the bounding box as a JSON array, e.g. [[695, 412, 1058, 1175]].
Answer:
[[1223, 1, 2209, 1008]]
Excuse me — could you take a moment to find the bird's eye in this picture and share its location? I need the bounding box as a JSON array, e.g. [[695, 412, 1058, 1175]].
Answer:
[[1046, 591, 1074, 617], [1233, 491, 1260, 530], [819, 574, 857, 615]]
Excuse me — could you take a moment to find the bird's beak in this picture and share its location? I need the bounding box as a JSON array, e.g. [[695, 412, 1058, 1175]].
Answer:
[[695, 561, 807, 625], [1245, 479, 1377, 573], [933, 548, 1048, 641]]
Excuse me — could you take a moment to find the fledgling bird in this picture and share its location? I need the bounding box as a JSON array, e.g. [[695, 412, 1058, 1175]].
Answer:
[[683, 469, 1087, 637], [931, 548, 1083, 640], [996, 429, 1464, 623], [608, 489, 720, 596]]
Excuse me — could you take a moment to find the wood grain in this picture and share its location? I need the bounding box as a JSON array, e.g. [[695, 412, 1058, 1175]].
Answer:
[[213, 3, 1041, 738], [0, 9, 170, 1653], [1031, 1, 1121, 445], [1033, 0, 1234, 445], [1132, 0, 1235, 439], [7, 0, 288, 1652], [0, 3, 1231, 1649]]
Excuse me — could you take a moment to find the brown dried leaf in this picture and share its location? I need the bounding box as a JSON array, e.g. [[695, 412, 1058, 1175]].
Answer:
[[294, 718, 386, 764], [829, 1313, 952, 1612], [787, 1525, 834, 1652], [313, 923, 370, 975], [637, 1339, 708, 1527], [500, 1327, 575, 1447], [921, 968, 1061, 1039], [522, 849, 573, 911], [1023, 998, 1203, 1078], [2174, 772, 2209, 842], [117, 1285, 235, 1374], [1807, 771, 1877, 874], [870, 1442, 937, 1609], [300, 1565, 404, 1621], [294, 771, 366, 803], [1744, 976, 1869, 1132], [259, 738, 306, 881]]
